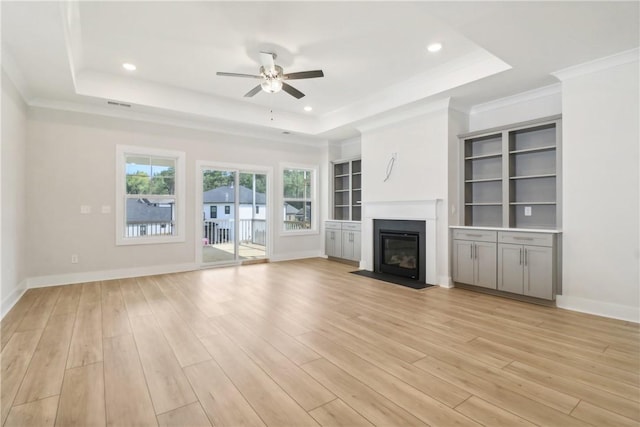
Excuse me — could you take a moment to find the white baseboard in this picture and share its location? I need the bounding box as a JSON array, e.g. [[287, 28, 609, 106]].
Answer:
[[1, 280, 28, 319], [26, 263, 199, 289], [270, 250, 324, 263], [556, 295, 640, 323]]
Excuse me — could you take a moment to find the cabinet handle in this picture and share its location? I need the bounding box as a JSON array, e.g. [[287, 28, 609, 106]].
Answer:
[[519, 248, 523, 265], [525, 249, 528, 266], [466, 233, 483, 238], [474, 244, 477, 259], [513, 237, 534, 241], [470, 244, 474, 259]]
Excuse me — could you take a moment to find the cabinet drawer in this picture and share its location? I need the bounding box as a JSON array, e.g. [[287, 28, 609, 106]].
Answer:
[[499, 231, 554, 247], [342, 222, 361, 231], [325, 222, 342, 230], [452, 229, 497, 243]]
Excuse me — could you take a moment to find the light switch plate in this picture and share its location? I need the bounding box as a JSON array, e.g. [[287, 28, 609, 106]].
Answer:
[[524, 206, 532, 216]]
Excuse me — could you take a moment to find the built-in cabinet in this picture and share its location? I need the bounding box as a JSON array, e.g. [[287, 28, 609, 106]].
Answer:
[[461, 116, 561, 229], [332, 159, 361, 221], [325, 221, 361, 262], [452, 230, 497, 289], [451, 227, 559, 301]]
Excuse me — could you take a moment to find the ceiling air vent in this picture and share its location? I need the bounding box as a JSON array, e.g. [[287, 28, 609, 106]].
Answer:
[[107, 101, 132, 108]]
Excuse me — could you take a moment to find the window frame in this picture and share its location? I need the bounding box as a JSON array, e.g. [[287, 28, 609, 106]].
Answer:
[[116, 145, 186, 246], [280, 163, 318, 236]]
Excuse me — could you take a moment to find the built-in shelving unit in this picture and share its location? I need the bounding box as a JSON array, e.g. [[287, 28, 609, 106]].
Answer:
[[332, 158, 361, 221], [460, 116, 562, 230]]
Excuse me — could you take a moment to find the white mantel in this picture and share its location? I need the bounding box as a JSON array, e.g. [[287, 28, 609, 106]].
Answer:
[[361, 199, 440, 286]]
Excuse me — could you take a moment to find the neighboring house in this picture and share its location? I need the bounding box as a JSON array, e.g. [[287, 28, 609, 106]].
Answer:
[[202, 185, 267, 244], [284, 203, 300, 222], [126, 198, 174, 237]]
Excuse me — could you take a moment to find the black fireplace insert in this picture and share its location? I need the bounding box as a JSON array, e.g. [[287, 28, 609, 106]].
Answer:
[[373, 219, 427, 284]]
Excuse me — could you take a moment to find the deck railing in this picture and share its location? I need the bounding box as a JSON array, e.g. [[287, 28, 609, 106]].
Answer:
[[203, 219, 266, 246]]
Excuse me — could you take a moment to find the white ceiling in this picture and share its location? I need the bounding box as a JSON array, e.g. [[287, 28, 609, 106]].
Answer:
[[2, 1, 639, 141]]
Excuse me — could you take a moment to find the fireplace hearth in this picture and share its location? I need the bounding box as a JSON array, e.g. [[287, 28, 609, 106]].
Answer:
[[373, 219, 427, 287]]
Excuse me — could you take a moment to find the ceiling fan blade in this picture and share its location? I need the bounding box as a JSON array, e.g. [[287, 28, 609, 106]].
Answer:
[[259, 51, 276, 72], [244, 85, 263, 97], [283, 70, 324, 80], [216, 72, 261, 79], [282, 82, 305, 99]]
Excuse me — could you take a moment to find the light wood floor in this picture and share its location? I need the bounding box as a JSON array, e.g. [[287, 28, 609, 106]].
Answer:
[[1, 258, 639, 427]]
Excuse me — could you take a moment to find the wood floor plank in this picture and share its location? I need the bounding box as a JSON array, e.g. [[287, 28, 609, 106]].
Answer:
[[505, 360, 640, 421], [1, 290, 38, 350], [413, 355, 590, 427], [308, 399, 375, 427], [571, 400, 639, 427], [308, 320, 472, 408], [0, 330, 43, 425], [129, 315, 197, 415], [455, 396, 537, 427], [136, 276, 178, 314], [79, 282, 101, 308], [101, 280, 131, 338], [301, 358, 427, 426], [67, 300, 102, 368], [14, 313, 75, 405], [199, 332, 318, 426], [103, 333, 157, 427], [51, 283, 82, 316], [16, 287, 61, 332], [56, 362, 106, 427], [297, 331, 481, 427], [4, 395, 58, 427], [183, 360, 265, 427], [153, 310, 211, 368], [157, 402, 212, 427], [213, 315, 336, 411], [120, 279, 153, 318]]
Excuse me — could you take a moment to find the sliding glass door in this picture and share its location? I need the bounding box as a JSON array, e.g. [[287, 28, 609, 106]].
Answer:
[[199, 166, 268, 265]]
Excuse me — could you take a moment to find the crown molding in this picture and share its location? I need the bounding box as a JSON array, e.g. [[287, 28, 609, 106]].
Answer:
[[470, 83, 561, 116], [28, 97, 327, 147], [551, 48, 639, 81], [1, 48, 32, 103]]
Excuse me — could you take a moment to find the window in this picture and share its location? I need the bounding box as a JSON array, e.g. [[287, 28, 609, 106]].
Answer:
[[256, 205, 260, 214], [282, 166, 317, 233], [225, 205, 230, 215], [210, 206, 217, 218], [116, 145, 185, 245]]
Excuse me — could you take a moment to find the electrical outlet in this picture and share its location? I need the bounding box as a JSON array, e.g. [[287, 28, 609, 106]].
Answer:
[[80, 205, 91, 214], [524, 206, 532, 216], [71, 254, 79, 264], [101, 205, 111, 214]]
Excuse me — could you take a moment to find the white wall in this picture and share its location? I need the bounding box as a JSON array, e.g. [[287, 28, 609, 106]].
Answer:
[[557, 59, 639, 321], [25, 107, 327, 284], [361, 104, 451, 284], [1, 71, 29, 316]]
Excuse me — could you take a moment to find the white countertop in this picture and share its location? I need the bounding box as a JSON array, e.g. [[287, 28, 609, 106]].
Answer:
[[450, 226, 562, 234]]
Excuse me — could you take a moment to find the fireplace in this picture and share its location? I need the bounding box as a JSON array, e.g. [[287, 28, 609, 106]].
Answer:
[[373, 219, 427, 285]]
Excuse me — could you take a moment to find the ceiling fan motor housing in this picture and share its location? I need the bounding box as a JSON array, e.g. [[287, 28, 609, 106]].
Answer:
[[259, 65, 284, 93]]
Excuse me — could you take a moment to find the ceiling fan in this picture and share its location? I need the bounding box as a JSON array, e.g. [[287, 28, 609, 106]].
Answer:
[[216, 52, 324, 99]]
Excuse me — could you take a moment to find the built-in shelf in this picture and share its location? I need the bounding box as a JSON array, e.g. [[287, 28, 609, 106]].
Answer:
[[510, 174, 556, 180], [460, 115, 562, 229], [332, 158, 362, 221], [464, 153, 502, 160]]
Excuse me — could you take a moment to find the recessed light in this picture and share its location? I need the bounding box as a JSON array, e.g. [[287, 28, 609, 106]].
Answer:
[[122, 63, 137, 71], [304, 106, 313, 112], [427, 43, 442, 53]]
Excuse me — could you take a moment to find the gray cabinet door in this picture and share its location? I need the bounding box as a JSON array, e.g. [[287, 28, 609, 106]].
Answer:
[[453, 240, 474, 285], [325, 230, 342, 258], [474, 242, 497, 289], [524, 246, 554, 299], [342, 231, 360, 261], [498, 243, 524, 294]]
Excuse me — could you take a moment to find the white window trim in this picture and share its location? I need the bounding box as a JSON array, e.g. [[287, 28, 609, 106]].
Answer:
[[116, 145, 186, 246], [280, 163, 319, 236]]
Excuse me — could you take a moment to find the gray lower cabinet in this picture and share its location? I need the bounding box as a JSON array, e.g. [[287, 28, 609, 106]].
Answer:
[[452, 230, 497, 289], [452, 228, 558, 301], [325, 221, 361, 262], [497, 231, 556, 300]]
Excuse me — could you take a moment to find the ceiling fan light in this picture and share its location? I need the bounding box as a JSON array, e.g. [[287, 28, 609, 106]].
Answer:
[[261, 78, 283, 93]]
